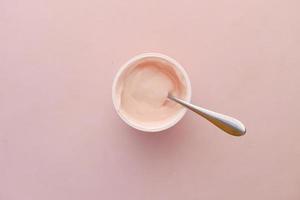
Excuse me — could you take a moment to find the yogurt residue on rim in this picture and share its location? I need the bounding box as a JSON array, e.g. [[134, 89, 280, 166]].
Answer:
[[114, 57, 188, 129]]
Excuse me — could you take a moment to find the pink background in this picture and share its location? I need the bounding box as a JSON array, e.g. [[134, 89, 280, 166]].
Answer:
[[1, 0, 300, 199]]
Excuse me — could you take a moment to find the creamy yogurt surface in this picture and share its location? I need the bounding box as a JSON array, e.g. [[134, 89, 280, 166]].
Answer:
[[113, 55, 189, 131]]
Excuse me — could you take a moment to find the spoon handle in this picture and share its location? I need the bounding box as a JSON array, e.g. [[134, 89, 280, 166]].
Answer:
[[168, 95, 246, 136]]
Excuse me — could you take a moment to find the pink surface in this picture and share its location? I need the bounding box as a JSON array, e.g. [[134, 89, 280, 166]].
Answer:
[[1, 0, 300, 199]]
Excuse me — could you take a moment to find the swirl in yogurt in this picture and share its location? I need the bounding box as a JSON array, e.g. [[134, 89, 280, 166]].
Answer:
[[114, 57, 188, 129]]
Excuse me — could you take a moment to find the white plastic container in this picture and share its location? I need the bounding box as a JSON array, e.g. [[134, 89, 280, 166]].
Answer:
[[112, 53, 192, 132]]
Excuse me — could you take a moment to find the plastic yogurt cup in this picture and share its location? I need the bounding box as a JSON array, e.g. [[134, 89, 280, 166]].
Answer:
[[112, 53, 191, 132]]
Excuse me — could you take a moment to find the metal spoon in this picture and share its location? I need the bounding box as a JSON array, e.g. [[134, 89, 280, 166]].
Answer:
[[168, 94, 246, 136]]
